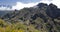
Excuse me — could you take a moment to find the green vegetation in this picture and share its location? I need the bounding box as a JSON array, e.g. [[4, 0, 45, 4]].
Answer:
[[0, 19, 41, 32]]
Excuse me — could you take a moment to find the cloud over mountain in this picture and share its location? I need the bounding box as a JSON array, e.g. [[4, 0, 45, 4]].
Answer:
[[12, 2, 39, 10], [12, 0, 60, 10]]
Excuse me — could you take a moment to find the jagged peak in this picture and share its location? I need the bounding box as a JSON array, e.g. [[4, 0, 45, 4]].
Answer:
[[37, 3, 48, 8], [49, 3, 57, 9]]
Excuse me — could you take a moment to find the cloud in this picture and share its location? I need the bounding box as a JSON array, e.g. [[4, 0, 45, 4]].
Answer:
[[0, 6, 11, 10], [0, 2, 39, 10], [12, 0, 60, 10], [0, 0, 60, 10], [12, 2, 39, 10], [40, 0, 52, 4]]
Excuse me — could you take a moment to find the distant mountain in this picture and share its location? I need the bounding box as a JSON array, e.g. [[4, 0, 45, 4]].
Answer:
[[0, 10, 14, 17], [0, 5, 12, 8], [1, 3, 60, 32]]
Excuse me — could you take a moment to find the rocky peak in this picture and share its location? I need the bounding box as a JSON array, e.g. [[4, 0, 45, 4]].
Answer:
[[49, 3, 57, 9], [37, 3, 48, 8]]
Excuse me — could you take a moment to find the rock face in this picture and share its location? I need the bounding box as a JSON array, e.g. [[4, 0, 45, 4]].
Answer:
[[46, 3, 60, 18], [1, 3, 60, 32], [37, 3, 60, 19]]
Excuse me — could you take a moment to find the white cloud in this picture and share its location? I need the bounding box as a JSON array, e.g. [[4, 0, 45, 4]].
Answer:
[[40, 0, 51, 5], [0, 7, 11, 10], [12, 0, 60, 10], [12, 2, 39, 10], [0, 2, 39, 10]]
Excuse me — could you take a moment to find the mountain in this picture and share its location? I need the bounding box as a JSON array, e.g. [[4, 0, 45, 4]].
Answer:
[[0, 10, 14, 17], [0, 5, 12, 9], [0, 3, 60, 32]]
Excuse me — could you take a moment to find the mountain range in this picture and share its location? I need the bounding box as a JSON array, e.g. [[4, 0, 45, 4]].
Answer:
[[0, 3, 60, 32]]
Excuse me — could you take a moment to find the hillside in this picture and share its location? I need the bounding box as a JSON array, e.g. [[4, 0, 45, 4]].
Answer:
[[0, 3, 60, 32]]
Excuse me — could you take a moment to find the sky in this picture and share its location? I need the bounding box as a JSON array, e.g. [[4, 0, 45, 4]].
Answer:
[[0, 0, 60, 10]]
